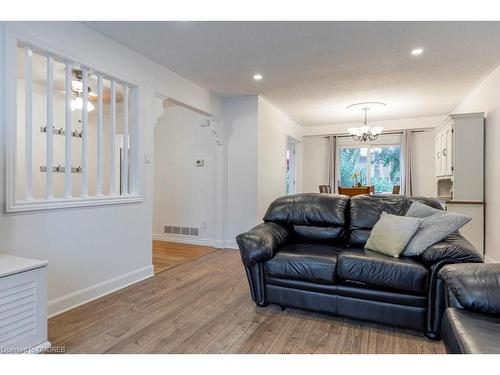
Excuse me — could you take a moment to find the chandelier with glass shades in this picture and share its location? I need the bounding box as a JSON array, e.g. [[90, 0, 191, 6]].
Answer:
[[346, 102, 385, 142]]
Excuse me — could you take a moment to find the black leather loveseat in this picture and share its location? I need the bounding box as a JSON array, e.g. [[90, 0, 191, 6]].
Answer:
[[440, 264, 500, 353], [236, 193, 483, 339]]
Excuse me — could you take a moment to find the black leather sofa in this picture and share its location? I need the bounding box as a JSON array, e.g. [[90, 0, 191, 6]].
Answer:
[[236, 193, 483, 339], [440, 264, 500, 353]]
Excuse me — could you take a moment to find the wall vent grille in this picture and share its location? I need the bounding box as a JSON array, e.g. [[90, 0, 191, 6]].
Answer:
[[165, 226, 200, 237]]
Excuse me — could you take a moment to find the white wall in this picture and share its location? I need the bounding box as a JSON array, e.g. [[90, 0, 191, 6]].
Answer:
[[153, 105, 215, 244], [411, 130, 436, 197], [222, 96, 258, 247], [302, 136, 329, 193], [257, 97, 303, 219], [452, 63, 500, 263], [0, 21, 222, 316]]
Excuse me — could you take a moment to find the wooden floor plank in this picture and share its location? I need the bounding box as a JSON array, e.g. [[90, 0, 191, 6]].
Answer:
[[152, 240, 215, 274], [48, 249, 446, 354]]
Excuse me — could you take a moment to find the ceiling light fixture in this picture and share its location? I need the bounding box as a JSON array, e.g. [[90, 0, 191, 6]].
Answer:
[[71, 96, 95, 112], [346, 102, 386, 142], [411, 48, 424, 56], [253, 74, 263, 81]]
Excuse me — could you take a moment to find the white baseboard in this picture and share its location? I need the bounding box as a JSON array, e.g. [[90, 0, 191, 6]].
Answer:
[[484, 255, 499, 264], [48, 265, 154, 318], [153, 233, 215, 247], [223, 240, 239, 249], [153, 234, 239, 250]]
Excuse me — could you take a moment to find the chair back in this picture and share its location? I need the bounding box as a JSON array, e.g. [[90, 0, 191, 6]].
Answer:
[[392, 185, 401, 194], [319, 185, 332, 193]]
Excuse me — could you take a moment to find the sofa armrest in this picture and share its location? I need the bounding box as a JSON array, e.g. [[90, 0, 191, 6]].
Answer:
[[420, 233, 483, 339], [236, 222, 290, 266], [420, 233, 483, 266], [439, 264, 500, 316]]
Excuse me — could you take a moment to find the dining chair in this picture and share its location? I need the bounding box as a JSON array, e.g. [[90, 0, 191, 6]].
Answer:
[[319, 185, 332, 193]]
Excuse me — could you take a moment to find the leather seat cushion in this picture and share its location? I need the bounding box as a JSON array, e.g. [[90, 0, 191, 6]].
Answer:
[[442, 308, 500, 354], [264, 243, 343, 284], [337, 249, 429, 294]]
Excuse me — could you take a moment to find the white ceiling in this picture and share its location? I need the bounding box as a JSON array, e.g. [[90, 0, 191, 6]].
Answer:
[[85, 21, 500, 126]]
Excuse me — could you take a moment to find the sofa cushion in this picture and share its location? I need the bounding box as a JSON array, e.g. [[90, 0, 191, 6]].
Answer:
[[292, 225, 344, 243], [264, 193, 348, 225], [264, 243, 343, 284], [337, 249, 429, 294], [348, 195, 444, 247], [442, 308, 500, 354]]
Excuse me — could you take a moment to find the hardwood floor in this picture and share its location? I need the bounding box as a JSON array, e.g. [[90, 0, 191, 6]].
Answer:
[[152, 240, 215, 274], [48, 249, 446, 354]]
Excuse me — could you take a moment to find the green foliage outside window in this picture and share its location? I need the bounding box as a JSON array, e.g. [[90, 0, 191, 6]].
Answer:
[[339, 145, 401, 193]]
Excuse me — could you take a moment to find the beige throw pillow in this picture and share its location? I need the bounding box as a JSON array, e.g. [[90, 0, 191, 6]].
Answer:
[[365, 212, 422, 258]]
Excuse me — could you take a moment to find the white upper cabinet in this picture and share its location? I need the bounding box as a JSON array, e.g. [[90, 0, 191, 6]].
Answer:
[[434, 113, 484, 202], [434, 119, 453, 178]]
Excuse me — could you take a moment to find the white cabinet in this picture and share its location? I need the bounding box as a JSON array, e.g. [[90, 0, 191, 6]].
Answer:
[[444, 125, 453, 176], [0, 255, 50, 353], [433, 113, 484, 257], [434, 113, 484, 202], [434, 120, 453, 178]]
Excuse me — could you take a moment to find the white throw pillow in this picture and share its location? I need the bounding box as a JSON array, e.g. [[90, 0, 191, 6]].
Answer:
[[365, 212, 422, 258]]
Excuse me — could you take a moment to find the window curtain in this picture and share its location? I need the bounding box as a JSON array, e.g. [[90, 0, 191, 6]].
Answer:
[[401, 130, 413, 195], [328, 136, 337, 193]]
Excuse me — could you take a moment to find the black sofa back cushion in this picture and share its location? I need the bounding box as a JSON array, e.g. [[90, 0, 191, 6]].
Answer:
[[349, 195, 444, 247], [264, 194, 349, 242]]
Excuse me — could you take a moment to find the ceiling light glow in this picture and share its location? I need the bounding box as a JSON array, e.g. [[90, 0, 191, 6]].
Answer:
[[411, 48, 424, 56], [253, 74, 263, 81]]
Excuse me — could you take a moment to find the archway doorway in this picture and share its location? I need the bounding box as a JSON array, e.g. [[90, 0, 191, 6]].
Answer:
[[152, 98, 223, 273]]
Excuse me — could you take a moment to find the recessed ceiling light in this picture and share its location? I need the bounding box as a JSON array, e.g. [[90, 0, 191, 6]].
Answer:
[[411, 48, 424, 56], [253, 74, 263, 81]]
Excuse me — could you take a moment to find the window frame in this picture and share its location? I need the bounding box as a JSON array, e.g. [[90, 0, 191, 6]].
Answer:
[[336, 134, 402, 193], [3, 29, 143, 212]]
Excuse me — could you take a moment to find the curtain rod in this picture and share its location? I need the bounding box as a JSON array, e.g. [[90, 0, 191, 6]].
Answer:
[[320, 128, 430, 139]]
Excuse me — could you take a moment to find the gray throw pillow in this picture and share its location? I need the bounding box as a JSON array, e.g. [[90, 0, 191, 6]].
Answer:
[[403, 201, 471, 257], [365, 212, 422, 258]]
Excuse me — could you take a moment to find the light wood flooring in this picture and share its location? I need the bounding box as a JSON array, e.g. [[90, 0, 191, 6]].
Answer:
[[152, 240, 215, 274], [48, 249, 446, 354]]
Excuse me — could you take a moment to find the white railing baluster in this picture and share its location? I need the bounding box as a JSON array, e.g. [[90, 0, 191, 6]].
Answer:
[[24, 47, 33, 200], [46, 56, 54, 199], [110, 80, 116, 195], [121, 85, 129, 195], [64, 63, 72, 198], [81, 68, 89, 197], [96, 75, 104, 196]]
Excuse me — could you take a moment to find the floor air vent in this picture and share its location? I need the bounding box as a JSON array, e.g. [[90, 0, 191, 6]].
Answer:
[[165, 226, 200, 237]]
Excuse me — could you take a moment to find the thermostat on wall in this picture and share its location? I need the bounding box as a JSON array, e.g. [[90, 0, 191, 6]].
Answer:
[[196, 159, 204, 167]]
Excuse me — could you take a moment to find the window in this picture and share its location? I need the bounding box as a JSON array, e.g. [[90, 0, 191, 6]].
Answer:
[[5, 36, 141, 211], [338, 136, 401, 193], [370, 146, 401, 193]]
